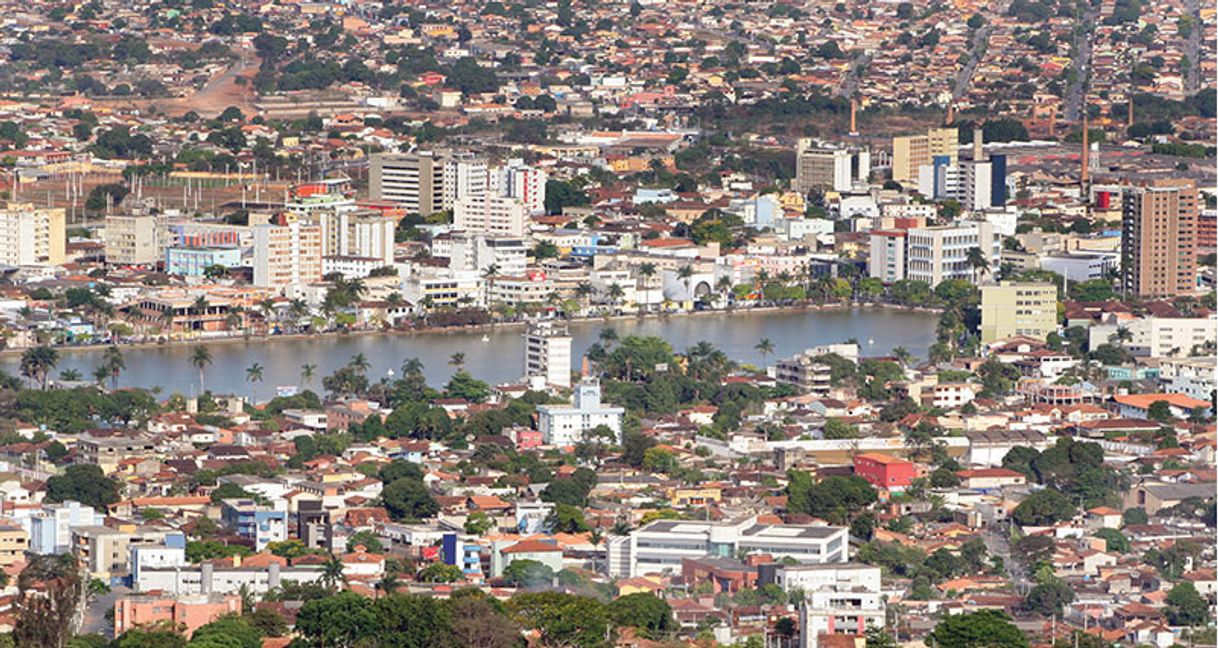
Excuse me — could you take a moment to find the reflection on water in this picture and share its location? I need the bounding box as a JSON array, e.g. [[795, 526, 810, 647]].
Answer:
[[1, 308, 938, 398]]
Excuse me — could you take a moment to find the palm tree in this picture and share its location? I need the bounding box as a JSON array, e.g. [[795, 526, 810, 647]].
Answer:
[[637, 262, 657, 286], [449, 352, 465, 368], [245, 363, 264, 403], [92, 365, 110, 387], [401, 357, 424, 376], [606, 283, 625, 309], [965, 247, 990, 284], [755, 338, 774, 367], [20, 346, 58, 389], [160, 308, 176, 336], [715, 276, 734, 309], [320, 555, 347, 592], [225, 306, 245, 332], [300, 363, 317, 387], [376, 570, 401, 599], [102, 345, 124, 390], [258, 299, 276, 335], [599, 327, 618, 349], [892, 346, 913, 368], [192, 296, 209, 316], [59, 368, 82, 382], [1110, 326, 1133, 349], [677, 265, 695, 302], [288, 298, 309, 331], [350, 353, 371, 375], [190, 346, 213, 393]]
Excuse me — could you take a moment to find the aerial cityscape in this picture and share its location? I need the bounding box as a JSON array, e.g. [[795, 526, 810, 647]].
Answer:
[[0, 0, 1213, 646]]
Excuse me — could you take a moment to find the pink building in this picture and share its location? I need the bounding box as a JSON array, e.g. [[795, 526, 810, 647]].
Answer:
[[114, 593, 241, 638]]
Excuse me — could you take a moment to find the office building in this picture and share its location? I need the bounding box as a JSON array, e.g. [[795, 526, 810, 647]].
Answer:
[[979, 281, 1059, 342], [891, 127, 957, 183], [135, 558, 324, 596], [868, 230, 907, 282], [1039, 252, 1119, 281], [252, 217, 324, 290], [962, 160, 993, 211], [165, 247, 243, 277], [989, 154, 1008, 207], [536, 380, 624, 446], [369, 152, 446, 215], [524, 321, 572, 388], [105, 213, 159, 265], [0, 202, 65, 267], [795, 140, 870, 193], [1121, 180, 1198, 297], [906, 221, 1000, 287], [607, 515, 849, 578]]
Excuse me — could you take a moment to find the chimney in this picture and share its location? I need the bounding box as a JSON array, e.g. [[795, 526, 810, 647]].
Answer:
[[580, 356, 590, 377], [1127, 96, 1134, 128], [1080, 110, 1090, 186], [232, 552, 242, 568], [946, 103, 954, 126], [972, 127, 984, 161], [849, 99, 858, 136]]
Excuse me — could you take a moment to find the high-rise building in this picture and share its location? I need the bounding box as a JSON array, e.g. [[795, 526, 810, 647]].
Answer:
[[891, 127, 958, 183], [441, 153, 489, 211], [980, 281, 1059, 343], [906, 221, 1000, 287], [454, 193, 528, 237], [0, 202, 65, 267], [104, 213, 160, 265], [252, 217, 323, 290], [318, 211, 396, 265], [494, 159, 547, 215], [536, 380, 624, 446], [794, 140, 869, 193], [868, 230, 907, 282], [962, 160, 993, 211], [1121, 179, 1198, 298], [524, 321, 572, 388], [369, 152, 446, 216]]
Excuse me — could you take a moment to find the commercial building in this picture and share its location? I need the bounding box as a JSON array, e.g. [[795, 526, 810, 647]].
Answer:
[[369, 152, 446, 215], [114, 593, 242, 639], [1121, 180, 1198, 297], [165, 247, 243, 277], [853, 453, 916, 492], [252, 217, 324, 290], [906, 220, 1000, 287], [607, 515, 849, 578], [134, 559, 324, 596], [1039, 252, 1119, 282], [979, 281, 1059, 342], [0, 202, 65, 267], [104, 213, 159, 265], [524, 321, 572, 388], [536, 380, 624, 446], [1088, 314, 1217, 358], [795, 140, 870, 193]]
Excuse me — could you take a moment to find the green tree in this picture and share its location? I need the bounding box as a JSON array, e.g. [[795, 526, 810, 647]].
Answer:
[[546, 503, 589, 533], [509, 591, 609, 648], [381, 477, 438, 521], [1011, 489, 1074, 526], [464, 511, 494, 535], [418, 562, 464, 583], [1166, 582, 1209, 626], [294, 591, 379, 647], [345, 530, 384, 554], [1093, 528, 1129, 553], [502, 559, 555, 587], [45, 465, 120, 509], [608, 592, 673, 639], [928, 610, 1028, 648], [1025, 579, 1074, 616], [189, 614, 263, 648]]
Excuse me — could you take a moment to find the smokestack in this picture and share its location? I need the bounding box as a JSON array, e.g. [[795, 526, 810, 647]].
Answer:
[[1127, 96, 1134, 128], [972, 127, 983, 161], [946, 103, 954, 126], [849, 99, 858, 136], [1080, 110, 1089, 186]]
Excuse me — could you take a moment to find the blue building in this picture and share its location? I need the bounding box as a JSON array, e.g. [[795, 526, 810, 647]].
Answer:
[[220, 500, 287, 551], [441, 532, 484, 577], [989, 154, 1007, 207], [165, 247, 243, 277], [29, 501, 101, 555]]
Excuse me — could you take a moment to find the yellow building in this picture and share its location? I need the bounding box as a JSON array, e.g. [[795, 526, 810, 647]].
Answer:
[[0, 520, 26, 566], [669, 487, 722, 507], [0, 202, 65, 267], [980, 281, 1059, 343], [891, 127, 959, 183]]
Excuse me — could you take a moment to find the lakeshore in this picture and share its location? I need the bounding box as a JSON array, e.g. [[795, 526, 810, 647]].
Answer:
[[0, 306, 940, 396]]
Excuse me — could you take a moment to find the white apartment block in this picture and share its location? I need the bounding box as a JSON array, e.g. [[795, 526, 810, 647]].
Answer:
[[319, 211, 396, 265], [494, 159, 547, 215], [454, 193, 528, 237], [1089, 315, 1217, 358], [536, 381, 624, 447], [906, 221, 1000, 286], [442, 154, 489, 210], [1158, 357, 1217, 403], [399, 266, 481, 308], [607, 515, 849, 578], [449, 234, 528, 275], [104, 213, 160, 265], [868, 230, 906, 282], [524, 321, 572, 388], [0, 202, 65, 267], [486, 274, 553, 306], [252, 220, 323, 290]]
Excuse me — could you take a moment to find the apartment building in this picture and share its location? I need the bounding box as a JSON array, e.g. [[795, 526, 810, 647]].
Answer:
[[1121, 179, 1198, 297], [536, 380, 624, 446], [252, 218, 324, 290], [524, 321, 572, 388], [454, 193, 529, 237], [0, 202, 65, 266], [104, 213, 159, 265], [0, 521, 28, 566], [867, 230, 907, 282], [220, 499, 287, 551], [369, 152, 446, 215], [979, 281, 1059, 342], [1157, 357, 1217, 403], [29, 501, 102, 555], [448, 233, 528, 275], [318, 210, 397, 265], [493, 158, 547, 215], [115, 593, 242, 639], [906, 220, 1000, 287], [78, 435, 158, 474], [891, 127, 957, 183], [1089, 314, 1217, 358], [607, 515, 849, 578]]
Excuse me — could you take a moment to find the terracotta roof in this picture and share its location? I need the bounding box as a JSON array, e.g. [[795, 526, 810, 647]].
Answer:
[[501, 539, 562, 554]]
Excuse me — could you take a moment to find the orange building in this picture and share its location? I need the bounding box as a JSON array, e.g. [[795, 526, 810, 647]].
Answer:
[[114, 593, 241, 638]]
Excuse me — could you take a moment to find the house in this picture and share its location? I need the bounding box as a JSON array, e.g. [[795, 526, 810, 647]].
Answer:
[[955, 468, 1027, 489], [114, 593, 242, 638], [493, 539, 563, 577], [1113, 393, 1211, 420], [1124, 481, 1216, 514], [1084, 507, 1122, 530]]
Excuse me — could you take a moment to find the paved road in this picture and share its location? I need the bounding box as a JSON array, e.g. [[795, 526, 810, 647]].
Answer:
[[1184, 0, 1201, 92], [839, 52, 871, 99], [953, 24, 993, 100], [984, 521, 1031, 595], [1063, 4, 1098, 121], [81, 585, 125, 638]]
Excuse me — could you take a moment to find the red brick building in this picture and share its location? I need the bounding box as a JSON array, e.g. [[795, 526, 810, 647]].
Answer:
[[853, 453, 916, 492]]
